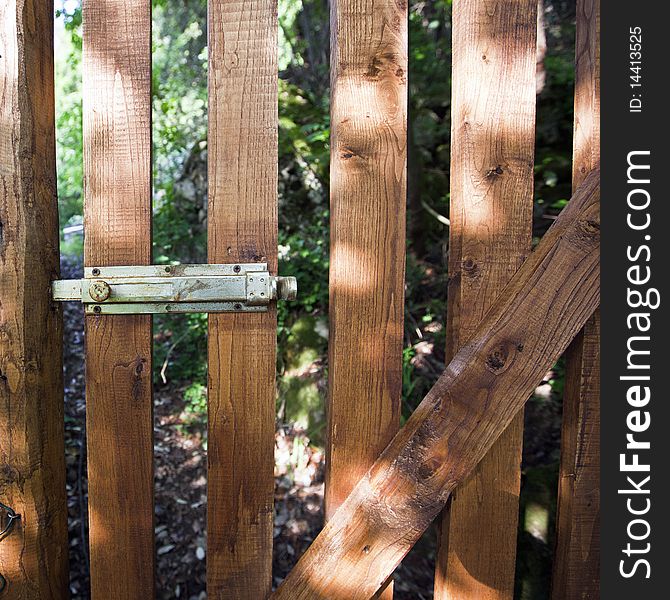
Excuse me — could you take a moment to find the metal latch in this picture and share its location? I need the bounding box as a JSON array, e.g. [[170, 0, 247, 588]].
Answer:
[[52, 263, 297, 314]]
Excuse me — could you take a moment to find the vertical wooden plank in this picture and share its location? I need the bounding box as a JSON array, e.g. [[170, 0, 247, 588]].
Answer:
[[82, 1, 154, 598], [0, 1, 68, 596], [206, 0, 277, 597], [552, 0, 600, 597], [326, 0, 407, 596], [434, 1, 537, 598]]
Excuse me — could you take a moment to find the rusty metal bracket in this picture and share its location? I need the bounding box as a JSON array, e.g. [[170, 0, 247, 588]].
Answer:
[[52, 263, 297, 314], [0, 502, 20, 594]]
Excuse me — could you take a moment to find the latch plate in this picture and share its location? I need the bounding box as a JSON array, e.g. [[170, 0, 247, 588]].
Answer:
[[52, 263, 297, 314]]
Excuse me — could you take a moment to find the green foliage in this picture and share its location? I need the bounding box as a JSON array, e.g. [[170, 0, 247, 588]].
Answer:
[[178, 381, 208, 436], [515, 464, 559, 600], [151, 0, 208, 266], [55, 2, 83, 236], [154, 313, 208, 384], [534, 4, 576, 233], [183, 382, 208, 416]]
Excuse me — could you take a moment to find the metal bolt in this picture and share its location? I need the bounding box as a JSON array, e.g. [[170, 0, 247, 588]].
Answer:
[[234, 303, 243, 310], [233, 265, 241, 273], [165, 266, 171, 273], [277, 277, 297, 301], [92, 305, 102, 314], [92, 268, 100, 276], [89, 280, 112, 302]]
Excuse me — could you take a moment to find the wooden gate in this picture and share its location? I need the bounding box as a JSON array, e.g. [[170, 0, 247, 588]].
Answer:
[[0, 0, 599, 599]]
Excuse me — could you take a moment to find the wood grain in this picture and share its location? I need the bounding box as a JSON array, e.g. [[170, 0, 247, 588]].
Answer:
[[326, 1, 407, 596], [82, 1, 154, 597], [327, 0, 407, 517], [206, 0, 278, 597], [0, 1, 68, 596], [551, 1, 600, 597], [435, 1, 537, 597], [273, 169, 600, 600]]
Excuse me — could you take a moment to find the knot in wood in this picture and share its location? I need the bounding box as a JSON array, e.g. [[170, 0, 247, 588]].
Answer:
[[485, 344, 511, 374], [579, 218, 600, 237], [462, 257, 479, 278], [486, 165, 504, 177], [570, 216, 601, 248]]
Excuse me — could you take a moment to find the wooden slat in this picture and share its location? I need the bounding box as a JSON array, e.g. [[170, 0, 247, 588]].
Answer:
[[273, 169, 600, 600], [0, 1, 68, 596], [82, 1, 154, 597], [435, 1, 537, 598], [551, 0, 600, 597], [325, 0, 407, 540], [326, 0, 407, 595], [206, 0, 278, 597]]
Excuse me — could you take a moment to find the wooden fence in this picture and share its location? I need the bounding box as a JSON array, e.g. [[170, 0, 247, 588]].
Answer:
[[0, 0, 599, 599]]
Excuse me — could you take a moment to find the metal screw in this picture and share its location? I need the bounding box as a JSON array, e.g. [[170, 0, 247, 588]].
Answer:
[[165, 266, 171, 273], [234, 303, 242, 310], [93, 305, 102, 314], [89, 280, 111, 302], [92, 268, 100, 276], [233, 265, 241, 273]]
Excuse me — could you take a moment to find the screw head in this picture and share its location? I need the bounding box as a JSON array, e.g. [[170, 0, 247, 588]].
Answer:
[[165, 266, 172, 273], [234, 303, 243, 310], [92, 305, 102, 314], [91, 268, 100, 276], [233, 265, 241, 273], [89, 280, 112, 302]]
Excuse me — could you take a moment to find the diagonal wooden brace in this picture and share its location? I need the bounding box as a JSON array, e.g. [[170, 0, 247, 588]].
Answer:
[[273, 167, 600, 600]]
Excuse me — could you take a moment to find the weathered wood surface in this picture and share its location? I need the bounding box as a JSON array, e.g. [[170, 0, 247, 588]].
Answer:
[[82, 1, 154, 597], [552, 1, 600, 597], [206, 0, 278, 597], [274, 169, 600, 600], [435, 0, 537, 597], [326, 0, 407, 595], [0, 1, 68, 596]]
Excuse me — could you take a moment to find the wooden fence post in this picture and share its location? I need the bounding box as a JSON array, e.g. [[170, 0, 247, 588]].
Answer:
[[206, 0, 278, 597], [435, 0, 537, 598], [552, 0, 600, 597], [325, 0, 407, 595], [0, 1, 68, 596], [82, 1, 155, 597]]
